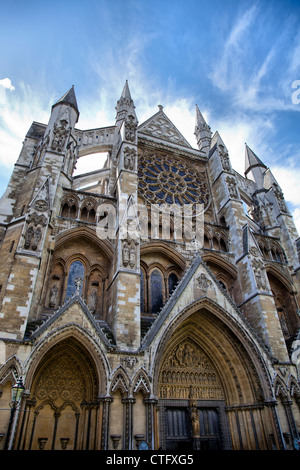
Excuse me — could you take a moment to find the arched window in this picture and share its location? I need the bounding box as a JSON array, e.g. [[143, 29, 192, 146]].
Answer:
[[81, 206, 88, 221], [61, 202, 69, 218], [65, 260, 85, 300], [220, 238, 227, 252], [204, 235, 210, 249], [212, 237, 219, 250], [150, 269, 163, 313], [168, 273, 178, 296]]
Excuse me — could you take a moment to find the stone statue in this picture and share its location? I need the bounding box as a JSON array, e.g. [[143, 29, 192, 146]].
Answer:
[[49, 285, 58, 308]]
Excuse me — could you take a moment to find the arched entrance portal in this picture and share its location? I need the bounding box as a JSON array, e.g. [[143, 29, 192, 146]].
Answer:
[[154, 305, 277, 450], [158, 337, 227, 450], [18, 338, 101, 450]]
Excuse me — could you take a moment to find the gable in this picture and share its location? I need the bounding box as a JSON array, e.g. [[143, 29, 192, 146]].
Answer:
[[141, 254, 264, 352], [28, 295, 113, 349], [138, 107, 192, 148]]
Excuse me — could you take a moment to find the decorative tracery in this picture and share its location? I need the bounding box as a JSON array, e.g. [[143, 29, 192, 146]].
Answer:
[[138, 153, 209, 208]]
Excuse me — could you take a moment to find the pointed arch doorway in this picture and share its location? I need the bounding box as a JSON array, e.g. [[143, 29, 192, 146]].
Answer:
[[158, 337, 227, 451], [18, 338, 102, 450], [154, 304, 278, 451]]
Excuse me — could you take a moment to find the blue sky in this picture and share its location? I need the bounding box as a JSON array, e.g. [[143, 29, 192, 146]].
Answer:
[[1, 0, 300, 230]]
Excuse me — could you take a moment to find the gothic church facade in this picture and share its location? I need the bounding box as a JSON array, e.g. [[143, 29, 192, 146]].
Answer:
[[0, 83, 300, 450]]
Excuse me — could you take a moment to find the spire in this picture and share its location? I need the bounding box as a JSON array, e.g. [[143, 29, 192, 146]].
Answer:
[[115, 80, 137, 126], [244, 144, 267, 177], [194, 105, 212, 155], [121, 79, 132, 101], [52, 85, 79, 116], [195, 105, 208, 129]]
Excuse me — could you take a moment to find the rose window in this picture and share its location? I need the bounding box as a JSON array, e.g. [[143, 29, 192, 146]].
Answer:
[[138, 154, 209, 207]]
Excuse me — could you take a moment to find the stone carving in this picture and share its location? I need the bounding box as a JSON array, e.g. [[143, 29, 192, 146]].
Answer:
[[121, 356, 138, 369], [27, 212, 47, 227], [33, 133, 50, 167], [24, 213, 46, 251], [226, 176, 238, 199], [273, 183, 287, 213], [249, 246, 259, 257], [31, 226, 42, 250], [74, 277, 83, 296], [252, 258, 267, 290], [124, 146, 136, 171], [88, 289, 98, 314], [33, 199, 49, 212], [140, 112, 189, 146], [24, 226, 34, 249], [122, 240, 137, 269], [64, 140, 78, 176], [158, 339, 224, 400], [34, 353, 85, 403], [51, 118, 69, 152], [248, 195, 262, 225], [49, 284, 59, 308], [189, 394, 200, 438], [125, 115, 137, 142], [278, 310, 289, 337], [194, 273, 212, 297], [219, 147, 230, 171]]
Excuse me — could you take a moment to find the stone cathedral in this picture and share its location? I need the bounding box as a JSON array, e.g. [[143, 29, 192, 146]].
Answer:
[[0, 82, 300, 451]]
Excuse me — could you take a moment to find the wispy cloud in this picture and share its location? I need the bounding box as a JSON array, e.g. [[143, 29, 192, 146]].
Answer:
[[0, 82, 52, 168], [209, 4, 300, 113]]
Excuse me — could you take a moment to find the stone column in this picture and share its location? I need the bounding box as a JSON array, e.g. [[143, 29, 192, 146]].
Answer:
[[122, 397, 135, 449], [144, 397, 158, 450], [100, 396, 113, 450]]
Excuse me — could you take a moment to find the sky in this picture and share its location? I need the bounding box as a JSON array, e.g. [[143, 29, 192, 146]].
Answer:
[[0, 0, 300, 231]]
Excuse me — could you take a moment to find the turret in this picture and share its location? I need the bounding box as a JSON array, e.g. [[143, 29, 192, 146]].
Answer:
[[110, 81, 140, 349]]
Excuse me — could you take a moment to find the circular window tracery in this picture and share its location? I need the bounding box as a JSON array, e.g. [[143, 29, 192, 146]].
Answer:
[[138, 153, 209, 208]]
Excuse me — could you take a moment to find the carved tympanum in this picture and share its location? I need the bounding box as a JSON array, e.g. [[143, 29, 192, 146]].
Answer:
[[158, 339, 224, 400]]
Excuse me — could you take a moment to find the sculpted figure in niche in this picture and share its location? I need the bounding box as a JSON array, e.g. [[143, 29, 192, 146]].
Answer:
[[129, 243, 136, 268], [24, 226, 34, 249], [190, 401, 200, 438], [219, 147, 230, 171], [49, 284, 58, 308], [125, 115, 137, 142], [51, 119, 69, 152], [226, 176, 238, 199], [88, 289, 98, 314], [122, 242, 130, 267], [31, 226, 42, 251], [124, 147, 136, 171], [273, 183, 287, 213], [252, 258, 267, 290]]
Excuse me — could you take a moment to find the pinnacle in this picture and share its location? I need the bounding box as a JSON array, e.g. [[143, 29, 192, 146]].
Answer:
[[195, 104, 206, 125], [121, 79, 132, 100], [53, 85, 79, 114], [244, 143, 267, 176]]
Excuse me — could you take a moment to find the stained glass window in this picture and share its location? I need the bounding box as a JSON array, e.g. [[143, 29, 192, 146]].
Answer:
[[138, 153, 209, 208], [151, 269, 163, 313], [65, 260, 85, 300]]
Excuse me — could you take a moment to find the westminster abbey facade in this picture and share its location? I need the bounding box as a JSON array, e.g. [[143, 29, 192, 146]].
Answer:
[[0, 82, 300, 450]]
